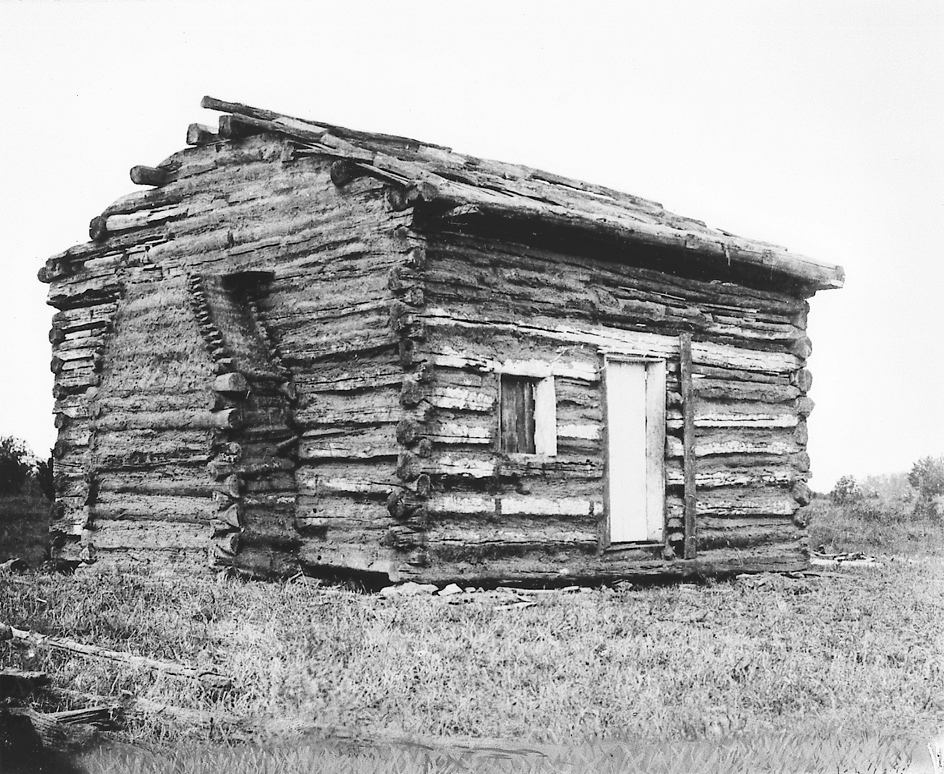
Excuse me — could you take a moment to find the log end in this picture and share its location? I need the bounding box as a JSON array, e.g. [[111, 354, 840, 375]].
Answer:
[[186, 123, 219, 147], [88, 216, 108, 242], [129, 165, 171, 187], [330, 159, 360, 188]]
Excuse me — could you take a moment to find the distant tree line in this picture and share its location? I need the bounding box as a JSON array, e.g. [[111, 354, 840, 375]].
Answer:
[[0, 436, 53, 500], [831, 455, 944, 519]]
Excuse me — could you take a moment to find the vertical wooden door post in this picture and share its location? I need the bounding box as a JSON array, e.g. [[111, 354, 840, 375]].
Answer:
[[680, 333, 697, 559]]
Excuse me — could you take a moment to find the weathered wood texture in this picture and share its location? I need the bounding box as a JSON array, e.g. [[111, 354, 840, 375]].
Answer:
[[1, 622, 230, 690], [73, 276, 218, 571], [41, 121, 822, 583], [195, 96, 844, 293], [44, 135, 409, 574], [680, 332, 696, 559], [385, 228, 813, 581]]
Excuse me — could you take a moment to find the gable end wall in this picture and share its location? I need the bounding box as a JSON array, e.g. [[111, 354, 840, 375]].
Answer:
[[46, 134, 421, 578]]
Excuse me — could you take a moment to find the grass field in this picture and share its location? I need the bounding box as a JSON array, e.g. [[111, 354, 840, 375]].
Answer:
[[2, 494, 943, 751], [1, 490, 943, 774]]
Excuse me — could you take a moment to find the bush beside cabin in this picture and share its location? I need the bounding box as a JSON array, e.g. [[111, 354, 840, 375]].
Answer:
[[38, 97, 844, 583]]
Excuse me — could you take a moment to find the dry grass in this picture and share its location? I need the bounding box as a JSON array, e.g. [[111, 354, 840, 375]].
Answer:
[[808, 494, 944, 558], [1, 560, 942, 749], [1, 494, 943, 770]]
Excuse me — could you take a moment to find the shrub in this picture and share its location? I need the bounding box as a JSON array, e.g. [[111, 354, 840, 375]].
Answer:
[[909, 456, 944, 499], [830, 475, 861, 505], [0, 436, 33, 496], [33, 452, 54, 501], [909, 457, 944, 521]]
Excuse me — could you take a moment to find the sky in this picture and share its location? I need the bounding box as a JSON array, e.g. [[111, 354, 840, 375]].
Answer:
[[0, 0, 941, 491]]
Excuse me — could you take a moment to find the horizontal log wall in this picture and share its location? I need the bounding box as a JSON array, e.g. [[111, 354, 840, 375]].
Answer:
[[85, 275, 218, 572], [44, 128, 812, 582], [398, 229, 811, 580], [253, 159, 419, 579]]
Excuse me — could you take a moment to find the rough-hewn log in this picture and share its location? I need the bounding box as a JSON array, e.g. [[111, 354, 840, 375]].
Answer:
[[186, 123, 218, 146], [793, 368, 813, 393], [213, 372, 249, 393], [666, 401, 799, 429], [792, 480, 812, 506], [786, 420, 805, 448], [0, 623, 230, 690], [46, 274, 121, 311], [100, 187, 186, 219], [129, 165, 172, 186], [92, 489, 214, 519], [297, 542, 396, 578], [93, 409, 242, 432], [48, 687, 249, 737], [692, 363, 790, 385], [203, 96, 327, 134], [667, 429, 800, 458], [330, 159, 361, 187], [96, 470, 212, 498], [217, 114, 261, 140], [697, 519, 800, 551], [788, 337, 812, 359], [105, 205, 185, 233], [665, 458, 797, 488], [394, 538, 807, 584], [693, 379, 799, 402], [90, 519, 212, 549], [424, 314, 801, 375], [88, 216, 108, 242], [666, 486, 798, 517]]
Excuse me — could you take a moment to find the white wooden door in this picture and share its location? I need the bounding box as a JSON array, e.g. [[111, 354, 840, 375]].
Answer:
[[606, 359, 665, 543]]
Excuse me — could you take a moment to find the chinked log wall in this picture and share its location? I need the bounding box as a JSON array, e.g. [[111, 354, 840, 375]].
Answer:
[[44, 134, 414, 575], [43, 126, 814, 581], [393, 228, 813, 581]]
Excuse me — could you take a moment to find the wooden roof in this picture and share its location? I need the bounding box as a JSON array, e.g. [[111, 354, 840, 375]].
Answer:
[[46, 96, 844, 292], [199, 98, 844, 292], [198, 98, 844, 292]]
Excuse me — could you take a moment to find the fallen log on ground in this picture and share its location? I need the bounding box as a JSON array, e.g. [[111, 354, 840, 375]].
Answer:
[[0, 622, 232, 691], [48, 687, 251, 738]]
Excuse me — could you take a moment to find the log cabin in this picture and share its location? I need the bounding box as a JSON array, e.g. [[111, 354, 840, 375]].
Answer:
[[39, 97, 844, 584]]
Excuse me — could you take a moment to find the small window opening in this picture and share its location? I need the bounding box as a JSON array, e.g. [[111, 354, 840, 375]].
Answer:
[[499, 374, 557, 456], [500, 375, 537, 454]]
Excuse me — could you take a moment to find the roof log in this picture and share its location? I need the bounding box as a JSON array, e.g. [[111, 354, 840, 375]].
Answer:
[[186, 123, 218, 146], [129, 165, 172, 187]]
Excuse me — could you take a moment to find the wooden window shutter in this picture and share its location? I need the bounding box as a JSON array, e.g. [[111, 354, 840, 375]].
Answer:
[[500, 375, 536, 454]]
